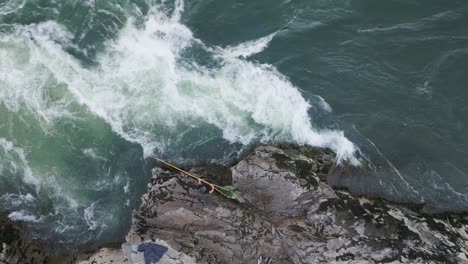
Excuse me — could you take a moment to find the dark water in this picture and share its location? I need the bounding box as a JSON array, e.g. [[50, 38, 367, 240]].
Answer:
[[1, 0, 467, 250]]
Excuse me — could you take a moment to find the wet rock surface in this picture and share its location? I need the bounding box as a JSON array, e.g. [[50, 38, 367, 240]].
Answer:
[[118, 144, 468, 263], [0, 212, 47, 264], [2, 144, 468, 263]]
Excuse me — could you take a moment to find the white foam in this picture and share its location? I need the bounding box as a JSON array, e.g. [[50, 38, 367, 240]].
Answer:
[[43, 172, 80, 209], [83, 200, 111, 236], [84, 201, 99, 230], [0, 0, 26, 15], [222, 31, 277, 58], [8, 210, 40, 222], [0, 22, 76, 127], [0, 138, 88, 231], [0, 138, 38, 186], [316, 96, 333, 112], [82, 148, 107, 161], [0, 193, 35, 207], [0, 1, 358, 163], [123, 180, 130, 194]]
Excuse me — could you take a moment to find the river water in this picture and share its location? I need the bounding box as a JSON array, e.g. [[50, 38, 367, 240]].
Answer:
[[1, 0, 467, 250]]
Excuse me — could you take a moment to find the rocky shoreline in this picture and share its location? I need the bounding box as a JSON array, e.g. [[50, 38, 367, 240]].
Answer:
[[0, 211, 48, 263], [2, 144, 468, 263]]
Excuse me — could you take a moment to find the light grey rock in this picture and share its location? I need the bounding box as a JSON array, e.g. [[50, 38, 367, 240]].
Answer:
[[127, 144, 468, 264], [3, 144, 468, 263], [76, 248, 129, 264]]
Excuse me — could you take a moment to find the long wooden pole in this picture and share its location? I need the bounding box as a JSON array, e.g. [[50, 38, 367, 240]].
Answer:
[[151, 156, 231, 197]]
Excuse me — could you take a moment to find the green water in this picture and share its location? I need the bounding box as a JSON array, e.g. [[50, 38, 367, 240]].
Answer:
[[1, 0, 467, 250]]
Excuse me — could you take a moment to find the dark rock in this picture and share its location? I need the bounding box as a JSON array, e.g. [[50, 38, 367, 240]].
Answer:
[[0, 212, 48, 264], [4, 144, 468, 263], [122, 144, 468, 263]]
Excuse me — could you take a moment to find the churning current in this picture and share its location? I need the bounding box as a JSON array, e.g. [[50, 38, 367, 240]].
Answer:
[[1, 0, 467, 249]]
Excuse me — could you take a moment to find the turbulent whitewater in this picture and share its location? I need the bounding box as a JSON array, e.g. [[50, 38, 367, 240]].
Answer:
[[0, 0, 356, 248], [1, 0, 468, 250], [0, 5, 356, 158]]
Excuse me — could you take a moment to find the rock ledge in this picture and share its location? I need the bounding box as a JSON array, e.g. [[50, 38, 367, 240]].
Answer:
[[82, 144, 468, 264], [3, 144, 468, 263]]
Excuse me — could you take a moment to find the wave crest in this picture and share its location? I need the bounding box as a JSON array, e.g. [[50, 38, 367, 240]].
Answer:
[[0, 1, 358, 163]]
